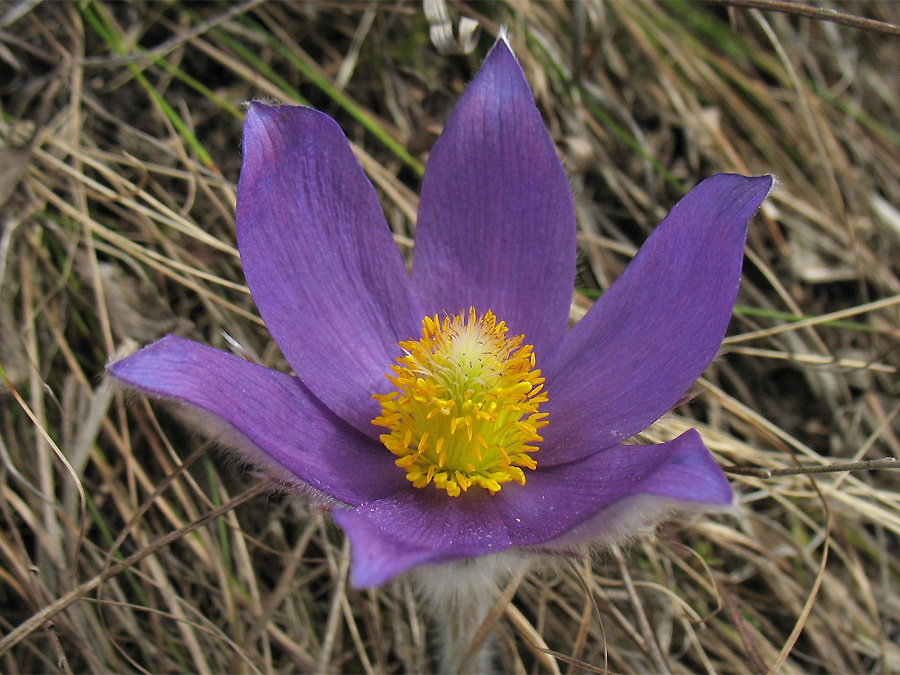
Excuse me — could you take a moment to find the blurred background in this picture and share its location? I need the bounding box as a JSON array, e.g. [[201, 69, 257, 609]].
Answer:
[[1, 1, 899, 672]]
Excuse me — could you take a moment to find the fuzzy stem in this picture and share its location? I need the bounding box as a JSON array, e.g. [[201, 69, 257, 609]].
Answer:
[[410, 554, 528, 674]]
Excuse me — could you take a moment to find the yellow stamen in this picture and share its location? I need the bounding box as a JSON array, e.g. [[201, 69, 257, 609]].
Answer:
[[373, 308, 547, 496]]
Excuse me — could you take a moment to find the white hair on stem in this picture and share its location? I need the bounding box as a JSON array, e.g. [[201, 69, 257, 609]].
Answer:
[[408, 553, 531, 674]]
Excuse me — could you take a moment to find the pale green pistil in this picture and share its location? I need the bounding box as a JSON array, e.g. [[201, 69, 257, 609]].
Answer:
[[372, 308, 548, 497]]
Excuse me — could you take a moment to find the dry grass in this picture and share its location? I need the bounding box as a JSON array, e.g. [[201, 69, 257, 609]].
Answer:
[[2, 1, 900, 672]]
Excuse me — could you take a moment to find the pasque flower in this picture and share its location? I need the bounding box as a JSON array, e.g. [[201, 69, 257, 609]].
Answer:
[[109, 39, 772, 589]]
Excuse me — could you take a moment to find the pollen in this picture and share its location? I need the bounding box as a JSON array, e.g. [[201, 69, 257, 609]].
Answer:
[[372, 308, 548, 497]]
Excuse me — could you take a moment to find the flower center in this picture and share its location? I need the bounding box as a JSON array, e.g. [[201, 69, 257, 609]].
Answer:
[[373, 308, 547, 497]]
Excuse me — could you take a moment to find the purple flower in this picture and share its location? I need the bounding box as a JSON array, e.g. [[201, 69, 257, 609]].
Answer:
[[108, 39, 772, 588]]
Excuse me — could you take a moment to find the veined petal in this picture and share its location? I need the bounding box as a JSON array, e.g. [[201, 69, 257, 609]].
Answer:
[[540, 174, 773, 465], [412, 38, 576, 357], [495, 430, 733, 547], [238, 104, 421, 435], [333, 509, 450, 588], [334, 487, 511, 587], [108, 336, 407, 505]]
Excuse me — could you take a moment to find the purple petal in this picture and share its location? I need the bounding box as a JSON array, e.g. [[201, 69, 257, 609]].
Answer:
[[412, 38, 576, 357], [540, 174, 773, 465], [237, 104, 422, 436], [495, 430, 733, 547], [108, 336, 407, 505], [334, 487, 511, 587], [333, 509, 450, 588]]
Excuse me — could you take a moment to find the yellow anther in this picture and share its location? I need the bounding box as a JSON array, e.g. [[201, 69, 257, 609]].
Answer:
[[373, 309, 547, 497]]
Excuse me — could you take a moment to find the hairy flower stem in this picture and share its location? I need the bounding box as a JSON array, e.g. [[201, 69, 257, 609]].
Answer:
[[410, 556, 528, 674]]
